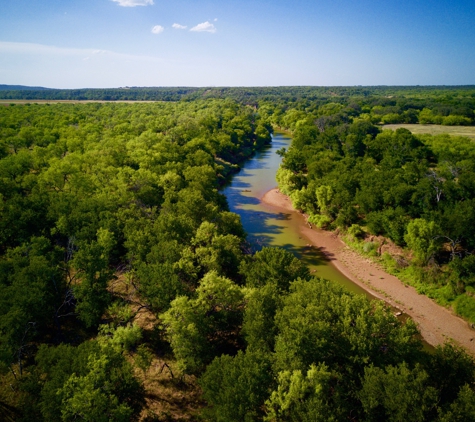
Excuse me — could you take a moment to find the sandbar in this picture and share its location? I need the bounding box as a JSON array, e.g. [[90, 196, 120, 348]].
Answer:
[[262, 188, 475, 354]]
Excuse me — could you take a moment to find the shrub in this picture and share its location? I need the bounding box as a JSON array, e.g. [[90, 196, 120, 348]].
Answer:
[[308, 213, 332, 229], [454, 294, 475, 323], [442, 115, 472, 126], [347, 224, 364, 240], [362, 241, 379, 256]]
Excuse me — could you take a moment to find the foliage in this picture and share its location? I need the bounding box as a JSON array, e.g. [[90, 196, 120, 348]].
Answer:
[[242, 283, 283, 352], [160, 271, 245, 374], [453, 295, 475, 323], [0, 98, 270, 416], [273, 278, 421, 374], [273, 90, 475, 319], [240, 247, 310, 291], [135, 344, 154, 377], [265, 363, 343, 422], [200, 350, 273, 422], [404, 219, 440, 265], [30, 327, 145, 422], [358, 363, 438, 421], [2, 88, 475, 419], [199, 277, 475, 421]]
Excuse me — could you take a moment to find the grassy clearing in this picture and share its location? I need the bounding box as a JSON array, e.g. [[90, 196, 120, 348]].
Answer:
[[382, 124, 475, 140]]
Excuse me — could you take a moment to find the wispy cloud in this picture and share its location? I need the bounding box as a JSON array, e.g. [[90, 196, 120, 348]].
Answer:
[[151, 25, 164, 34], [190, 21, 217, 33], [111, 0, 153, 7], [172, 23, 187, 30], [0, 41, 166, 63]]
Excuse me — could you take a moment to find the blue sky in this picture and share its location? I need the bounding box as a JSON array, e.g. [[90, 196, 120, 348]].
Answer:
[[0, 0, 474, 88]]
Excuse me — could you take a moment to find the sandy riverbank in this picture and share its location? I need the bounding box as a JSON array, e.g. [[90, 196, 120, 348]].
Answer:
[[262, 188, 475, 354]]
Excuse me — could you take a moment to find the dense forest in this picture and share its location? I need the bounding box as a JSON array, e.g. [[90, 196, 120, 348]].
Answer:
[[1, 88, 475, 421]]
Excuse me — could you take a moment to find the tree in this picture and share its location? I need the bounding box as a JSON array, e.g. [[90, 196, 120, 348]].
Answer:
[[34, 328, 144, 422], [273, 278, 421, 375], [358, 363, 437, 422], [133, 237, 186, 312], [0, 237, 63, 376], [59, 355, 136, 422], [242, 283, 282, 352], [418, 108, 437, 124], [437, 384, 475, 421], [404, 218, 440, 264], [265, 364, 343, 422], [428, 343, 475, 406], [134, 344, 153, 378], [160, 271, 245, 374], [315, 185, 333, 214], [240, 247, 310, 291], [200, 350, 272, 422], [72, 228, 116, 328]]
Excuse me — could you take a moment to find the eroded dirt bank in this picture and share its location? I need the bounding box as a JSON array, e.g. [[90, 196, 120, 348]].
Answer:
[[262, 188, 475, 354]]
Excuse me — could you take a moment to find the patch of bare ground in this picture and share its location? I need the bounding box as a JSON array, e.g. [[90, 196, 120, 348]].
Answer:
[[262, 188, 475, 356], [110, 274, 204, 421], [137, 361, 203, 422]]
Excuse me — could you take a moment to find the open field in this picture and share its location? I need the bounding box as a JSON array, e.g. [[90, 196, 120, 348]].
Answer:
[[383, 123, 475, 140]]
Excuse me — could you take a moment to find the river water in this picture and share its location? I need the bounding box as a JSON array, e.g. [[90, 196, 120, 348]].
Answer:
[[222, 131, 369, 296]]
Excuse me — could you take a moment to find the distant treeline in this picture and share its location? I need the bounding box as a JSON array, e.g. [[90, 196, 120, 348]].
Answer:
[[0, 84, 51, 91], [3, 85, 475, 125], [0, 85, 474, 101]]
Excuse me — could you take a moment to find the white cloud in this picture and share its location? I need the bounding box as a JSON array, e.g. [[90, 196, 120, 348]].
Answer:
[[151, 25, 165, 34], [111, 0, 153, 7], [0, 41, 166, 64], [172, 23, 187, 29], [190, 21, 216, 33]]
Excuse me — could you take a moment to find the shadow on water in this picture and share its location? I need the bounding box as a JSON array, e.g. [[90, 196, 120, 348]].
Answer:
[[227, 180, 253, 190], [225, 194, 261, 207], [235, 208, 328, 267]]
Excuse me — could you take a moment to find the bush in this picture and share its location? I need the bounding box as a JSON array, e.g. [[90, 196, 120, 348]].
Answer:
[[366, 209, 409, 246], [362, 241, 379, 256], [347, 224, 364, 240], [454, 294, 475, 323], [366, 211, 386, 236], [308, 213, 332, 229], [432, 284, 457, 306], [381, 252, 399, 274], [381, 113, 404, 124], [335, 206, 358, 228], [442, 115, 472, 126]]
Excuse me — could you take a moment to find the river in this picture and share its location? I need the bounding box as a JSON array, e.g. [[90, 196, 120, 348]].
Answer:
[[222, 131, 370, 296]]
